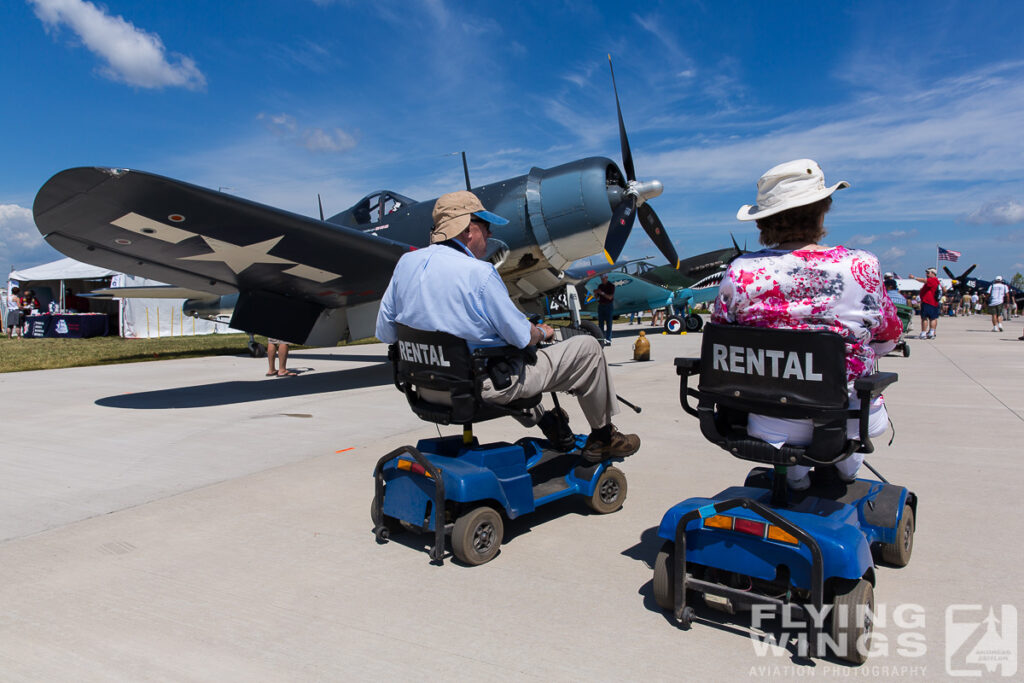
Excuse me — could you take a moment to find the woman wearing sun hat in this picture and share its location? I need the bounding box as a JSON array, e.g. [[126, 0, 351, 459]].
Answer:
[[711, 159, 903, 490]]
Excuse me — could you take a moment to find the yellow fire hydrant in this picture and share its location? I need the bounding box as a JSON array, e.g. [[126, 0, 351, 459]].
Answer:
[[633, 330, 651, 361]]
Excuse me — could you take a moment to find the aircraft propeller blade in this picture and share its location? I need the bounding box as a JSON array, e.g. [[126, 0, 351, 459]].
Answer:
[[943, 266, 955, 279], [638, 203, 678, 268], [602, 55, 675, 267], [604, 194, 637, 263], [961, 264, 977, 279], [608, 54, 635, 182], [318, 194, 325, 221]]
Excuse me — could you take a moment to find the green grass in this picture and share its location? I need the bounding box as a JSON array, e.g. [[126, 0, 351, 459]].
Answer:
[[0, 334, 377, 373]]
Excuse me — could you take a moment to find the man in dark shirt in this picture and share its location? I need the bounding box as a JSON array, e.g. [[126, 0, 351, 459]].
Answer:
[[594, 274, 615, 344]]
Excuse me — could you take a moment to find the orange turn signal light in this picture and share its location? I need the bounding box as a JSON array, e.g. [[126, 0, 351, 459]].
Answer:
[[767, 525, 799, 545], [704, 514, 733, 530], [396, 459, 433, 478], [702, 513, 799, 546]]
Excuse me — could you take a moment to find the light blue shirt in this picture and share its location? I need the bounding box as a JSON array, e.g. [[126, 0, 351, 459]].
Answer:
[[375, 242, 532, 349], [887, 290, 907, 305]]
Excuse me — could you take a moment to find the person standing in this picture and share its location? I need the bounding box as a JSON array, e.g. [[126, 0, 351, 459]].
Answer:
[[987, 276, 1010, 332], [592, 274, 616, 344], [266, 338, 298, 377], [5, 286, 23, 339], [909, 268, 943, 339]]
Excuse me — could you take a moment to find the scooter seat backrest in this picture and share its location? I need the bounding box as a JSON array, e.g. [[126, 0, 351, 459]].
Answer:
[[390, 324, 540, 426], [393, 324, 474, 384], [698, 324, 849, 420]]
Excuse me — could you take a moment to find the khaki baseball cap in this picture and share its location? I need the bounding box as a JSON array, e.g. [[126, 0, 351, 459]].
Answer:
[[430, 191, 509, 244]]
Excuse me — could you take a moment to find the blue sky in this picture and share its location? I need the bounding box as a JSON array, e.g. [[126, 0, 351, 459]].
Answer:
[[3, 0, 1023, 282]]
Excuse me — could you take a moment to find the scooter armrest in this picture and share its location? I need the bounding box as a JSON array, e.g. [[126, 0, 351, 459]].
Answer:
[[674, 357, 701, 376], [853, 371, 898, 400]]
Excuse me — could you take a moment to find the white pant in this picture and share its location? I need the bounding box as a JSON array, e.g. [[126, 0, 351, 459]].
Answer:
[[748, 395, 888, 485]]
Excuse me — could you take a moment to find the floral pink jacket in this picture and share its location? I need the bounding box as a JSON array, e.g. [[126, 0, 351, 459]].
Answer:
[[711, 246, 903, 384]]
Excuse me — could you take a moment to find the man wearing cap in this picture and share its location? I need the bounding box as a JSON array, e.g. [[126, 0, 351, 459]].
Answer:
[[883, 273, 907, 305], [908, 268, 943, 339], [987, 275, 1009, 332], [375, 190, 640, 462]]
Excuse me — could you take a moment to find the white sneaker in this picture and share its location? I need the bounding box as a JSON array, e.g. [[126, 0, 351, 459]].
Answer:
[[999, 324, 1004, 331], [918, 332, 928, 339], [927, 332, 935, 339], [993, 326, 1000, 332]]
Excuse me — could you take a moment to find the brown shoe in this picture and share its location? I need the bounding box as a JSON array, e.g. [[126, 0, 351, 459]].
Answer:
[[581, 425, 640, 463]]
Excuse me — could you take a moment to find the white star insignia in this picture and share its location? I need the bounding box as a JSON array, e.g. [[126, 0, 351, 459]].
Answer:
[[180, 236, 296, 274]]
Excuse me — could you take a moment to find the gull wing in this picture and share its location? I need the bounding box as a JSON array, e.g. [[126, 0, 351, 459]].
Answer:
[[34, 167, 414, 312]]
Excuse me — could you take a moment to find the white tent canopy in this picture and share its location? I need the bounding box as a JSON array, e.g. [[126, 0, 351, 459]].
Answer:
[[9, 257, 229, 338], [10, 257, 119, 281]]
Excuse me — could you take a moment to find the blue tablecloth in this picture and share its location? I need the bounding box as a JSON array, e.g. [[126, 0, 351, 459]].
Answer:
[[24, 313, 110, 338]]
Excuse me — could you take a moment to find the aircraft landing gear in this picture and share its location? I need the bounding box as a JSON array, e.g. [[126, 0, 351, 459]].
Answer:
[[247, 334, 265, 358], [665, 313, 703, 334]]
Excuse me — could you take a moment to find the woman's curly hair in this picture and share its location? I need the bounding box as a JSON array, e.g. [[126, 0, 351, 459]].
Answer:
[[756, 196, 832, 247]]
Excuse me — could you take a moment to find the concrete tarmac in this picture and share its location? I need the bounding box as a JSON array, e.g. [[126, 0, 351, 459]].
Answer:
[[2, 316, 1022, 680]]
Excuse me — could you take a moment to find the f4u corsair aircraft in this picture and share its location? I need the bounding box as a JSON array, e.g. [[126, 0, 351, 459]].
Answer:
[[32, 59, 678, 346]]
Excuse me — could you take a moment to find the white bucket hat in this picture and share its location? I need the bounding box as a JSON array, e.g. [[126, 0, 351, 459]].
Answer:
[[737, 159, 849, 221]]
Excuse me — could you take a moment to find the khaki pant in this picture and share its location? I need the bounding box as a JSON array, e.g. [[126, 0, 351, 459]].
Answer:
[[480, 335, 619, 430]]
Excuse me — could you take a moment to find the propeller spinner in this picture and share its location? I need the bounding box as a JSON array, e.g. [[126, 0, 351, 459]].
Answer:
[[604, 55, 678, 269]]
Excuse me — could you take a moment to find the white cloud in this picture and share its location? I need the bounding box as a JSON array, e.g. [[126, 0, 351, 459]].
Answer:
[[0, 205, 41, 249], [964, 199, 1024, 225], [258, 113, 358, 154], [0, 204, 56, 270], [302, 128, 357, 153], [846, 234, 879, 246], [29, 0, 206, 90]]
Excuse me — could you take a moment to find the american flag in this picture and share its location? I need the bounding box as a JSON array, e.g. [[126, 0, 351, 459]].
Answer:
[[938, 246, 960, 262]]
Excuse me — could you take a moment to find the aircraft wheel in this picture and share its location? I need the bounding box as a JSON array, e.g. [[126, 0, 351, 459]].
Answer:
[[880, 504, 914, 567], [370, 495, 403, 539], [653, 541, 675, 611], [452, 506, 503, 565], [587, 466, 627, 513], [249, 342, 266, 358], [664, 315, 683, 334], [829, 578, 874, 664], [684, 314, 703, 332]]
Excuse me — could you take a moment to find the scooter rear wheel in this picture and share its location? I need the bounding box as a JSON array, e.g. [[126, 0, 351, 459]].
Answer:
[[452, 506, 503, 566], [880, 504, 914, 567], [829, 578, 874, 664], [653, 541, 675, 611]]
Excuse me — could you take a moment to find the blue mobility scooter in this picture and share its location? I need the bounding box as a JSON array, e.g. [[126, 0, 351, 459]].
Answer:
[[372, 325, 628, 566], [652, 324, 917, 663]]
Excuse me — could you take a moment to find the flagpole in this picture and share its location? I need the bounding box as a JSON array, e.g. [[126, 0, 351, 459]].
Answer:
[[936, 244, 939, 272]]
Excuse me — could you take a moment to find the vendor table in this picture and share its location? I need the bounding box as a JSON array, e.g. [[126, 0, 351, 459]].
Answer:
[[24, 313, 110, 338]]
